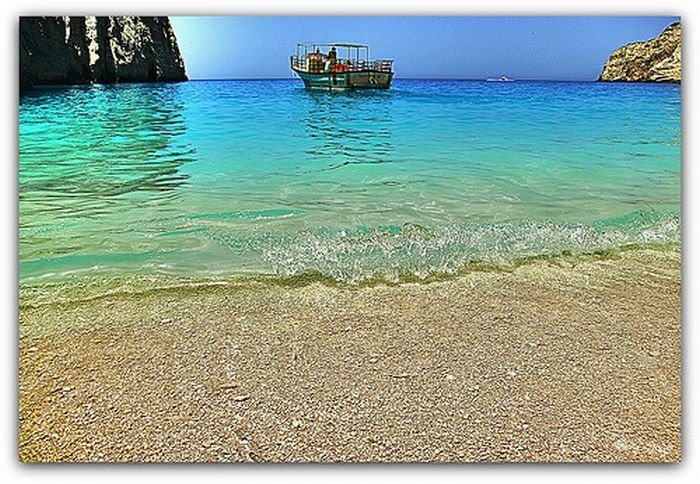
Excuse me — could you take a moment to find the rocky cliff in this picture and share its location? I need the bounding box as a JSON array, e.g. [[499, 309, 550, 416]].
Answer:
[[598, 22, 681, 83], [20, 16, 187, 91]]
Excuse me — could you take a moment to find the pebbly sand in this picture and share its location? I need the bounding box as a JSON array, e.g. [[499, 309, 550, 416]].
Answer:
[[18, 247, 681, 462]]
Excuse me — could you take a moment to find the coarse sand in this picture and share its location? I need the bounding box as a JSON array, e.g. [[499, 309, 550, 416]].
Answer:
[[18, 248, 681, 462]]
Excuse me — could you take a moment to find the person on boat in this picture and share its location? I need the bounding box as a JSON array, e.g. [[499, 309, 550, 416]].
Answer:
[[328, 46, 337, 71], [309, 48, 324, 72]]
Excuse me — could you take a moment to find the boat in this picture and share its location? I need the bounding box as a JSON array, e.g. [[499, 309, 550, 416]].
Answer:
[[486, 76, 514, 82], [290, 43, 394, 91]]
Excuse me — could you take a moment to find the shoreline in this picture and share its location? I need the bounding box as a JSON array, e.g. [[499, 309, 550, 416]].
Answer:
[[19, 247, 681, 462], [19, 241, 680, 310]]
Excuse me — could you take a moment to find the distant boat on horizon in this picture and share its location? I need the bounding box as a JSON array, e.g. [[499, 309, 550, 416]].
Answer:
[[486, 76, 514, 82]]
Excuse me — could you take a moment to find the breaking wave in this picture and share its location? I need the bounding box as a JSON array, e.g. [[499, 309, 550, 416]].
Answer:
[[242, 210, 680, 283]]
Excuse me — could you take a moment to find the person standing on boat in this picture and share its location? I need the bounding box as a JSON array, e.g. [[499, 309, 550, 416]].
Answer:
[[327, 46, 338, 72]]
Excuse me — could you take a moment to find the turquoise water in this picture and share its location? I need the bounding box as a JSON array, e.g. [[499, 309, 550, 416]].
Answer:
[[19, 79, 680, 283]]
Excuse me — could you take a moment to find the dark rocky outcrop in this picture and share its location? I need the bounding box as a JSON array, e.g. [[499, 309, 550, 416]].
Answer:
[[598, 22, 681, 83], [20, 16, 187, 91]]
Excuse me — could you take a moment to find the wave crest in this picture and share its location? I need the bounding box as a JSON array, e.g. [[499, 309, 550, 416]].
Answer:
[[258, 211, 679, 283]]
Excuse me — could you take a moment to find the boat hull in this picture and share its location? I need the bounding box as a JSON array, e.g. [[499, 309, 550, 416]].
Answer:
[[293, 69, 393, 90]]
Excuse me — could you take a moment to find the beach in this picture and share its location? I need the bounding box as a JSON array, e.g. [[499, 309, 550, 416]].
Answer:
[[19, 246, 680, 462]]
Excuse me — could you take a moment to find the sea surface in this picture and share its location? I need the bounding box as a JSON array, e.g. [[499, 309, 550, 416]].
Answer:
[[19, 79, 681, 284]]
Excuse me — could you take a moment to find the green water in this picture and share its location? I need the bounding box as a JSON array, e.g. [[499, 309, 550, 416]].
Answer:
[[19, 79, 680, 284]]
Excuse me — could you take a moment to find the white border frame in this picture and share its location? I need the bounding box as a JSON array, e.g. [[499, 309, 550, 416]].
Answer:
[[4, 1, 695, 482]]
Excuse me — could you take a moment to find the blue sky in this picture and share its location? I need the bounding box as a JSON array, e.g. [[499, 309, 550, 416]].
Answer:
[[170, 16, 679, 80]]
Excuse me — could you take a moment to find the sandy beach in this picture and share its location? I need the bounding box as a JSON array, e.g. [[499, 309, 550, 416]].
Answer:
[[18, 247, 680, 462]]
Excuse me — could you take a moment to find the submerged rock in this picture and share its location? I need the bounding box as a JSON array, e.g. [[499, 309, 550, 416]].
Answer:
[[20, 16, 187, 91], [598, 22, 681, 83]]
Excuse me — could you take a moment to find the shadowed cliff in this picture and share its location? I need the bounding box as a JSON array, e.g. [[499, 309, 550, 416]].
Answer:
[[20, 16, 187, 91], [598, 22, 681, 83]]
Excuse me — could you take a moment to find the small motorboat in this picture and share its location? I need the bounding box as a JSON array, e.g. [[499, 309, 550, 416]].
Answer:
[[290, 43, 394, 91], [486, 76, 514, 82]]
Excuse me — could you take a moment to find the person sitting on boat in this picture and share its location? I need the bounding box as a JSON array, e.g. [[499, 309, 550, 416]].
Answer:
[[308, 48, 324, 72]]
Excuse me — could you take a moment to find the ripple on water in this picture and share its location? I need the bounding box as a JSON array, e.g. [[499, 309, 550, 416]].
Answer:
[[19, 80, 680, 283]]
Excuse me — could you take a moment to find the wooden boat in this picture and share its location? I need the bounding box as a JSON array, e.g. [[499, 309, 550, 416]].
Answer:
[[290, 43, 394, 91]]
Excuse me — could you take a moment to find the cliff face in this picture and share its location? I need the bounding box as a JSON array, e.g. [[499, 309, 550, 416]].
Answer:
[[598, 22, 681, 83], [20, 16, 187, 91]]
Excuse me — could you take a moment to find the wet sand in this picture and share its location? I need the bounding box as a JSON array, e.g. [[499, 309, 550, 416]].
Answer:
[[18, 247, 681, 462]]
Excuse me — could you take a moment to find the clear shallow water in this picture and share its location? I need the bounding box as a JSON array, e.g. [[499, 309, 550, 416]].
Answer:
[[19, 79, 680, 283]]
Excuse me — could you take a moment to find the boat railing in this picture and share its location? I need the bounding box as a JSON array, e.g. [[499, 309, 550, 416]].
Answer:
[[290, 55, 393, 73]]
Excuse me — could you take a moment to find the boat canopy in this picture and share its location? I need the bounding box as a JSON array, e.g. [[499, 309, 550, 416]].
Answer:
[[291, 43, 393, 74], [295, 43, 371, 63]]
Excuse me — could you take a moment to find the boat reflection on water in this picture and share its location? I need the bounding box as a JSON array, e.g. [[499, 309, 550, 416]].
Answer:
[[300, 89, 394, 172]]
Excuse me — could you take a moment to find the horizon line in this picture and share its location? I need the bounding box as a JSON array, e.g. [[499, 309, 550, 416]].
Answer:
[[186, 77, 597, 82]]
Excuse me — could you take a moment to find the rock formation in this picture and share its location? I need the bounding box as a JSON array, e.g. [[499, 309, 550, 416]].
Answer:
[[598, 22, 681, 83], [20, 16, 187, 91]]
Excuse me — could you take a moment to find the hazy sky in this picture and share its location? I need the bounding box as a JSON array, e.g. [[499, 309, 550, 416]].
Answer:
[[170, 16, 679, 80]]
